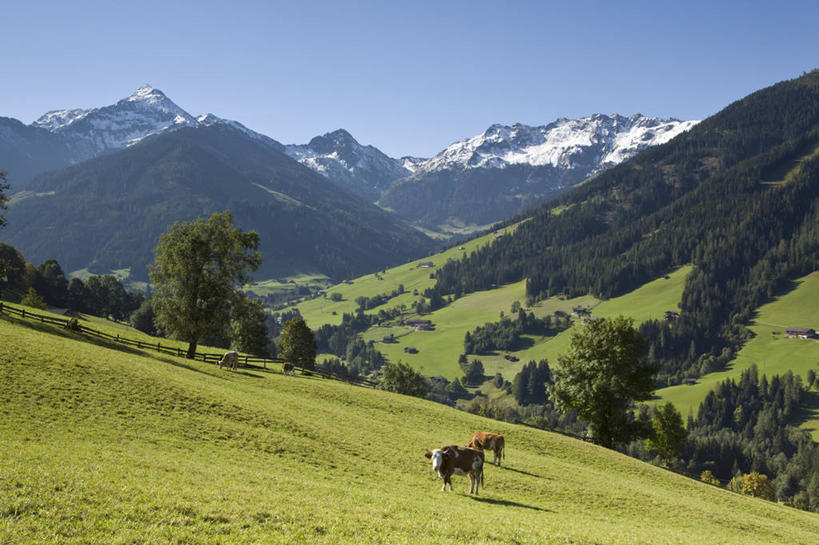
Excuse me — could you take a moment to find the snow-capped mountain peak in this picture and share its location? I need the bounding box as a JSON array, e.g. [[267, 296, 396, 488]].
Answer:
[[416, 114, 699, 175], [284, 129, 412, 200]]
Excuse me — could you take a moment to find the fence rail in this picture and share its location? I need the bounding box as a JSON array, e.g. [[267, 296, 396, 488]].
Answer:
[[0, 302, 377, 388]]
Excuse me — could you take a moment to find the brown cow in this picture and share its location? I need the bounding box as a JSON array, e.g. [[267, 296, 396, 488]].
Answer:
[[218, 350, 238, 371], [424, 445, 484, 494], [282, 362, 295, 376], [468, 432, 505, 466]]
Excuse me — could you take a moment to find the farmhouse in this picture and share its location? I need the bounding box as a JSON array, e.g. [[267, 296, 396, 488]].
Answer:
[[573, 306, 591, 317], [404, 346, 418, 354], [417, 261, 435, 268], [406, 318, 433, 330], [382, 334, 395, 343], [665, 310, 680, 322], [785, 327, 817, 339]]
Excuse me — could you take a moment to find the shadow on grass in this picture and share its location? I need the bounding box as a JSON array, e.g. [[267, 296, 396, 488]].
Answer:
[[495, 465, 544, 479], [796, 388, 819, 438], [471, 496, 551, 512]]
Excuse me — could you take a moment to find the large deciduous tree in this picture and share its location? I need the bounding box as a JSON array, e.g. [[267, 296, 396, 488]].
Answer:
[[149, 211, 261, 359], [550, 316, 655, 448], [278, 317, 316, 369]]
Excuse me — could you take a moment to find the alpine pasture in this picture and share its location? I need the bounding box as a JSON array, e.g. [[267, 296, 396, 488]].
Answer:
[[2, 311, 819, 544]]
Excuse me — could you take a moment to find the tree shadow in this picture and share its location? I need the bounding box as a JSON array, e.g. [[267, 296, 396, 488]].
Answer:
[[471, 496, 551, 512], [795, 388, 819, 438], [495, 465, 544, 479]]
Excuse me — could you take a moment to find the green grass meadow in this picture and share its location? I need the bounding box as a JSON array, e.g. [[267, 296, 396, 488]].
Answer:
[[655, 271, 819, 436], [368, 266, 691, 381], [2, 312, 819, 544]]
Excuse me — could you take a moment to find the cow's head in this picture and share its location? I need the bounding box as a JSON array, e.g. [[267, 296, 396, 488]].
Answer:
[[425, 449, 446, 471]]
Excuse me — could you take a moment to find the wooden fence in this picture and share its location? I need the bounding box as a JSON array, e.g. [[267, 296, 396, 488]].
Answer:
[[0, 301, 378, 388]]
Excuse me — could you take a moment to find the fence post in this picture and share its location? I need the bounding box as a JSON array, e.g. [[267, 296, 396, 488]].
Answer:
[[21, 310, 25, 318]]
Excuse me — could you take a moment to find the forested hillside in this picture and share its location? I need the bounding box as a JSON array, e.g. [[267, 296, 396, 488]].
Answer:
[[430, 70, 819, 385]]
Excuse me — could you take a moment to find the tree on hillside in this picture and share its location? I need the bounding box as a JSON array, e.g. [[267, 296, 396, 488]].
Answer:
[[0, 170, 9, 230], [278, 317, 316, 369], [0, 243, 25, 300], [230, 297, 270, 357], [130, 300, 157, 336], [645, 402, 687, 465], [381, 360, 428, 398], [550, 316, 655, 448], [149, 211, 261, 359]]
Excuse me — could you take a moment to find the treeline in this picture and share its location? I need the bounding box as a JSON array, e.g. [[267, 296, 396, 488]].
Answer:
[[0, 243, 141, 320], [464, 310, 570, 354], [427, 71, 819, 384]]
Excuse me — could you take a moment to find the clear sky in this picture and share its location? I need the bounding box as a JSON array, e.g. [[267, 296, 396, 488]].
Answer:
[[2, 0, 817, 157]]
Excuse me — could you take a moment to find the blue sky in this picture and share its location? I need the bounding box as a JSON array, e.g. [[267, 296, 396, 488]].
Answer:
[[1, 1, 817, 157]]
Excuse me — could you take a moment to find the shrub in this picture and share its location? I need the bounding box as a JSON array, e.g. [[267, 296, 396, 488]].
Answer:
[[21, 288, 47, 310], [700, 470, 720, 486]]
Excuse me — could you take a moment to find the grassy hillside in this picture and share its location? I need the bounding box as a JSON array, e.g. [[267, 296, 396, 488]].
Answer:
[[655, 271, 819, 436], [356, 266, 690, 381], [298, 226, 518, 328], [2, 314, 819, 544]]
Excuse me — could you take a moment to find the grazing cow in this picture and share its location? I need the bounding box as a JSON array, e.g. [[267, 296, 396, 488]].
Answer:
[[282, 362, 295, 376], [218, 350, 239, 370], [424, 445, 484, 495], [468, 432, 505, 466]]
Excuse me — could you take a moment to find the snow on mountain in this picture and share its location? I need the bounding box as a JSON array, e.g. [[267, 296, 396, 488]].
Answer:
[[31, 85, 199, 153], [283, 129, 411, 200], [196, 113, 283, 150], [414, 114, 699, 176], [399, 156, 427, 173], [378, 113, 699, 230], [29, 85, 281, 158]]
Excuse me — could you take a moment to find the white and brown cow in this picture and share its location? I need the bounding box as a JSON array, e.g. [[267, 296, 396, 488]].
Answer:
[[468, 432, 505, 466], [281, 362, 295, 376], [218, 350, 239, 371], [424, 445, 484, 495]]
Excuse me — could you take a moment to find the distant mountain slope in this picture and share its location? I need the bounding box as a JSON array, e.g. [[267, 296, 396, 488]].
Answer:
[[379, 114, 698, 228], [284, 129, 411, 201], [4, 124, 433, 281], [2, 85, 281, 189], [0, 117, 87, 187]]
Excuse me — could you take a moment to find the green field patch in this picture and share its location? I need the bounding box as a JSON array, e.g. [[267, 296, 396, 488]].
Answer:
[[297, 225, 520, 328], [655, 271, 819, 434]]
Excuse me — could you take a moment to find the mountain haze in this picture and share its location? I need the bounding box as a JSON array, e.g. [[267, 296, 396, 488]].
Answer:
[[4, 124, 433, 281]]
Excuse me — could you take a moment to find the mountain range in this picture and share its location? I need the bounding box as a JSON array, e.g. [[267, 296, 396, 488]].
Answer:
[[1, 89, 433, 281], [1, 84, 695, 281]]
